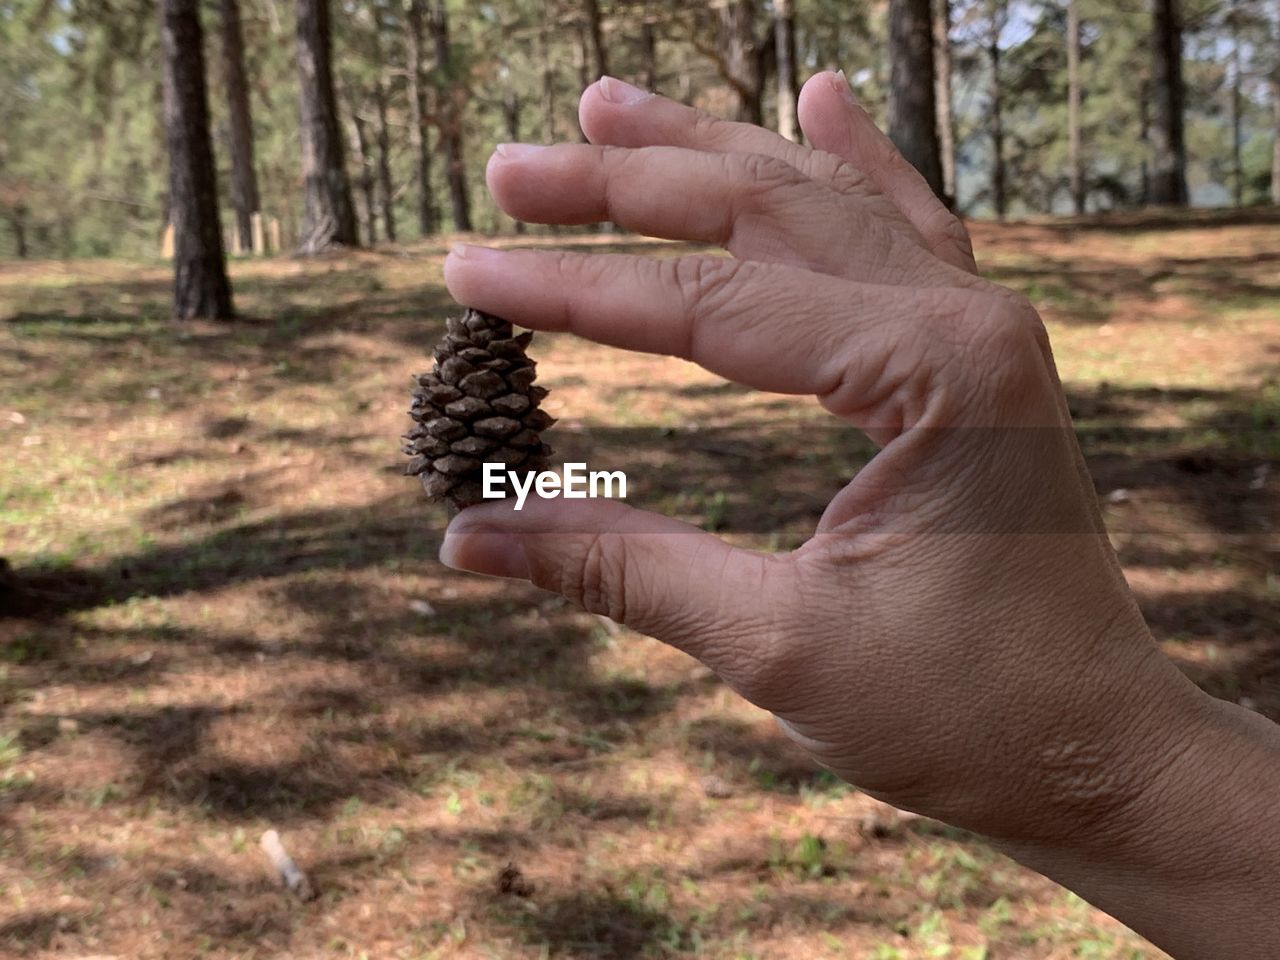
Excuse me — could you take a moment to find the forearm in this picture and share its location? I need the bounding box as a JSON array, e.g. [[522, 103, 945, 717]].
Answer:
[[1001, 691, 1280, 960]]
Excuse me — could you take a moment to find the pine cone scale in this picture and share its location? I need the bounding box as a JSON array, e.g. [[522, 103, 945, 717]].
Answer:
[[406, 308, 555, 510]]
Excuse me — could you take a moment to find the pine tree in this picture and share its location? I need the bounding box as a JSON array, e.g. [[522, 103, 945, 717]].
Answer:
[[1150, 0, 1189, 205], [160, 0, 233, 319], [1067, 0, 1085, 214], [296, 0, 360, 252], [429, 0, 473, 232], [933, 0, 957, 205], [889, 0, 945, 197], [775, 0, 799, 142], [405, 0, 438, 236], [217, 0, 260, 253]]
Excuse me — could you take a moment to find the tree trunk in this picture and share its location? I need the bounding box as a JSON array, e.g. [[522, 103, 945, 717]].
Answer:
[[218, 0, 260, 253], [160, 0, 234, 319], [1149, 0, 1188, 206], [347, 102, 378, 245], [640, 2, 657, 91], [888, 0, 945, 197], [502, 84, 526, 235], [541, 7, 557, 139], [575, 21, 592, 140], [1272, 73, 1280, 206], [372, 80, 396, 242], [429, 0, 472, 232], [582, 0, 608, 81], [295, 0, 359, 252], [405, 0, 436, 236], [932, 0, 956, 206], [775, 0, 799, 142], [1273, 0, 1280, 205], [987, 1, 1007, 219], [1228, 0, 1244, 207], [9, 206, 29, 259], [1139, 82, 1151, 204], [1067, 0, 1085, 214], [715, 0, 764, 125]]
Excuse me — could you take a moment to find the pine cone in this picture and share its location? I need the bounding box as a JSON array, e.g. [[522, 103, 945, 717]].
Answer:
[[404, 308, 555, 509]]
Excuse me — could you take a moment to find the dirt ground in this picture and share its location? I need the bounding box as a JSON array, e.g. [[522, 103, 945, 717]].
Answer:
[[1, 209, 1277, 958]]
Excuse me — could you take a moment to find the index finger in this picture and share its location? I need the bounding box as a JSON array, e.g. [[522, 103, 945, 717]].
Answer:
[[579, 76, 928, 252], [581, 74, 978, 275]]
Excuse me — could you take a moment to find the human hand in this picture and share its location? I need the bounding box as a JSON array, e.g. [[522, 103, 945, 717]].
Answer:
[[437, 71, 1201, 835], [437, 72, 1241, 919]]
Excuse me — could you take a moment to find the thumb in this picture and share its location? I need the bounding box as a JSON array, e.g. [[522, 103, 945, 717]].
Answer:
[[439, 495, 793, 691]]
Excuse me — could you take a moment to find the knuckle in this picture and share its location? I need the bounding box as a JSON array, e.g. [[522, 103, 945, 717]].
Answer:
[[819, 155, 875, 197], [551, 250, 611, 329], [962, 292, 1048, 392], [673, 257, 745, 337], [561, 532, 628, 622], [690, 107, 728, 146], [925, 208, 977, 266], [729, 151, 802, 196]]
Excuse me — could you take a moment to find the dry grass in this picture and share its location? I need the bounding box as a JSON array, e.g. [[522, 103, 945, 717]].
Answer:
[[0, 210, 1277, 959]]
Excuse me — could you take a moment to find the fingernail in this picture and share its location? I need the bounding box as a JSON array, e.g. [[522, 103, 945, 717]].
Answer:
[[599, 75, 651, 105], [449, 243, 497, 261], [494, 142, 547, 161], [832, 69, 857, 105], [440, 528, 530, 580]]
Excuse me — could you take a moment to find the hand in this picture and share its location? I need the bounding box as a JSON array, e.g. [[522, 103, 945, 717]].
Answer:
[[438, 73, 1279, 958]]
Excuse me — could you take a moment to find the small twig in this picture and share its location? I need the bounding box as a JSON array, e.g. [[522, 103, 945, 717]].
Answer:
[[259, 829, 317, 901]]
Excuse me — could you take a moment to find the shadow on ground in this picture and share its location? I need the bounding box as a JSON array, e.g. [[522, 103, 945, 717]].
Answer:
[[1, 224, 1276, 957]]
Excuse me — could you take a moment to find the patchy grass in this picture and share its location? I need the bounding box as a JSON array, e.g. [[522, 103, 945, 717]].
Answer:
[[1, 212, 1278, 958]]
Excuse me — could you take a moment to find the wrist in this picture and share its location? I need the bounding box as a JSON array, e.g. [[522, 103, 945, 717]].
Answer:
[[1001, 680, 1280, 959]]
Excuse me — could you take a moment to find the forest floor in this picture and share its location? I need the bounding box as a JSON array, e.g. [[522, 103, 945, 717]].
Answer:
[[1, 208, 1278, 959]]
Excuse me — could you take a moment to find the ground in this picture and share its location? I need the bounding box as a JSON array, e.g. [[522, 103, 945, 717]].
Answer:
[[1, 209, 1277, 959]]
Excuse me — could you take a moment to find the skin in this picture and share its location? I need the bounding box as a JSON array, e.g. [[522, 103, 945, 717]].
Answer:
[[437, 72, 1280, 959]]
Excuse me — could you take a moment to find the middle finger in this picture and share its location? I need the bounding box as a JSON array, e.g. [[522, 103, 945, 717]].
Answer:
[[486, 142, 953, 287]]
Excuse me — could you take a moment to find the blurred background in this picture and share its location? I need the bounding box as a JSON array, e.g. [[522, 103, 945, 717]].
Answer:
[[0, 0, 1278, 261]]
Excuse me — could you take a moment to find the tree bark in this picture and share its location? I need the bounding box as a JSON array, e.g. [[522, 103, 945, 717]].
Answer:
[[1228, 0, 1244, 207], [1273, 0, 1280, 205], [160, 0, 234, 319], [347, 101, 378, 245], [1149, 0, 1188, 206], [932, 0, 956, 206], [575, 21, 591, 140], [218, 0, 260, 253], [1272, 73, 1280, 206], [372, 79, 396, 242], [295, 0, 359, 252], [405, 0, 436, 236], [1067, 0, 1085, 214], [428, 0, 472, 232], [775, 0, 799, 142], [1136, 79, 1149, 203], [502, 82, 526, 235], [888, 0, 945, 197], [582, 0, 609, 81], [988, 0, 1007, 219], [640, 2, 657, 91], [9, 206, 29, 259], [541, 6, 557, 139], [714, 0, 764, 125]]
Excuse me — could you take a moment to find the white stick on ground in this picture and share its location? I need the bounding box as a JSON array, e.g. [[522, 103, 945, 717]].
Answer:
[[259, 829, 317, 901]]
